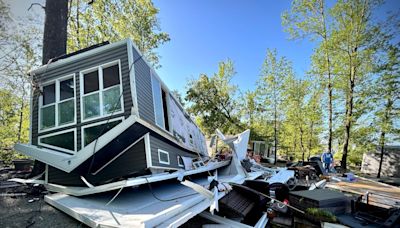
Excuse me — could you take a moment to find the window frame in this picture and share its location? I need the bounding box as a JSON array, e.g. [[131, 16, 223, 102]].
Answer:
[[150, 72, 165, 129], [158, 149, 170, 165], [38, 128, 77, 154], [81, 116, 124, 149], [177, 155, 184, 167], [38, 74, 76, 133], [80, 60, 124, 123]]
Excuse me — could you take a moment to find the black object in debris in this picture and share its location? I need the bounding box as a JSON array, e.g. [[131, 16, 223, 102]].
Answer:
[[291, 160, 326, 176], [270, 183, 289, 202], [309, 156, 321, 162], [243, 180, 270, 196], [347, 199, 400, 228], [12, 159, 33, 171], [218, 184, 267, 225], [289, 189, 348, 215], [241, 159, 253, 172]]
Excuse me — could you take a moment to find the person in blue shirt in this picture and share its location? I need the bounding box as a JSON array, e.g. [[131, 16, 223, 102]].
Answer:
[[322, 151, 333, 173]]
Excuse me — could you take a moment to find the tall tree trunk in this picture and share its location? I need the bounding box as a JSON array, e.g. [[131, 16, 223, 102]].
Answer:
[[17, 96, 25, 142], [377, 131, 385, 178], [274, 103, 278, 164], [318, 0, 334, 155], [377, 98, 392, 178], [300, 126, 305, 161], [42, 0, 69, 64], [341, 65, 355, 172], [328, 73, 333, 154], [308, 121, 314, 160], [31, 0, 69, 178]]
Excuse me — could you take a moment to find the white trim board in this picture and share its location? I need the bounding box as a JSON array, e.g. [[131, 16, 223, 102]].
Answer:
[[10, 160, 231, 197], [126, 39, 139, 118]]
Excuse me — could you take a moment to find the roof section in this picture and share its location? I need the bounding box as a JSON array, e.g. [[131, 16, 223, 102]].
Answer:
[[29, 39, 130, 75]]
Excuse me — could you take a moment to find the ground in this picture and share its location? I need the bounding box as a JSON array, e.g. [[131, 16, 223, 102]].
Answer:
[[0, 165, 87, 228]]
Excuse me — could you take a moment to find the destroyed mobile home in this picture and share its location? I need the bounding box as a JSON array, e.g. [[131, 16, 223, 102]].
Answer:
[[9, 40, 400, 228]]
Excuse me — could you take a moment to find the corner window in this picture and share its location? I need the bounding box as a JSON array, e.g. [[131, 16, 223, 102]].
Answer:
[[158, 149, 170, 165], [40, 75, 76, 131], [81, 61, 123, 121], [38, 129, 76, 153]]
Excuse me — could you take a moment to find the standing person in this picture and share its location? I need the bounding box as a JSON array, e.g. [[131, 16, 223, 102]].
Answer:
[[322, 151, 333, 173]]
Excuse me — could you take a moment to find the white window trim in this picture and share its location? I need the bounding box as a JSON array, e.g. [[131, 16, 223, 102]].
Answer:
[[81, 116, 125, 149], [158, 149, 170, 165], [80, 59, 124, 123], [38, 128, 77, 154], [177, 155, 184, 167], [38, 74, 77, 133]]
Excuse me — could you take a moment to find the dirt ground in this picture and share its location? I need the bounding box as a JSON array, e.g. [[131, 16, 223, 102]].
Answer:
[[0, 166, 88, 228]]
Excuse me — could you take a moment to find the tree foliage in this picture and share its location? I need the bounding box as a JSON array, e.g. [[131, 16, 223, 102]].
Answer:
[[185, 60, 243, 135], [67, 0, 170, 67]]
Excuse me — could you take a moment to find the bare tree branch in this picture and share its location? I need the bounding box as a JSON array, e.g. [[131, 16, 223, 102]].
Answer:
[[28, 3, 45, 11]]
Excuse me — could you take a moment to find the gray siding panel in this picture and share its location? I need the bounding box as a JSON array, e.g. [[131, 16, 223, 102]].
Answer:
[[132, 47, 155, 124], [149, 135, 196, 169], [48, 139, 147, 186], [32, 43, 132, 150]]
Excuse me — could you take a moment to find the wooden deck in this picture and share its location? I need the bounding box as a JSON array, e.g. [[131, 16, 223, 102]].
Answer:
[[326, 175, 400, 209]]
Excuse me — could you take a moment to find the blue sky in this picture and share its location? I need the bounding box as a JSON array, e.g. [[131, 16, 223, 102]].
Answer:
[[153, 0, 315, 95], [7, 0, 399, 96], [152, 0, 399, 95]]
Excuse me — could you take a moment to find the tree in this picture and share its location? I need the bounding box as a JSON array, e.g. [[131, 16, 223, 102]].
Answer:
[[185, 59, 243, 135], [0, 2, 42, 162], [282, 0, 335, 155], [42, 0, 68, 64], [0, 0, 10, 45], [304, 79, 323, 159], [373, 44, 400, 178], [67, 0, 170, 67], [257, 49, 291, 164], [329, 0, 381, 171], [171, 89, 185, 107]]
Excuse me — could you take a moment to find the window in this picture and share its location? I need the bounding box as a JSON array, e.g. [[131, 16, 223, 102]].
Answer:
[[81, 61, 123, 121], [253, 142, 266, 156], [38, 129, 76, 153], [151, 73, 165, 128], [39, 75, 75, 131], [177, 156, 184, 167], [158, 149, 170, 165], [82, 118, 123, 147]]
